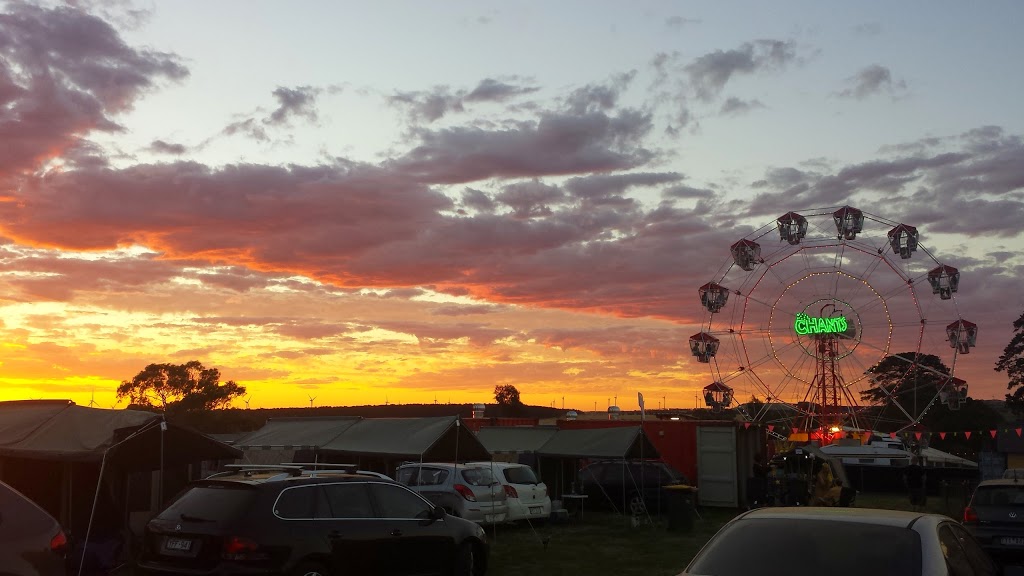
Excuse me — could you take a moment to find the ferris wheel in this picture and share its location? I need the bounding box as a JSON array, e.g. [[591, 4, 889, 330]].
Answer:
[[691, 206, 976, 435]]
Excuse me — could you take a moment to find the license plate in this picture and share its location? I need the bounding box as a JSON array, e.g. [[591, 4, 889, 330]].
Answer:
[[484, 514, 495, 522], [1001, 537, 1024, 546], [165, 538, 192, 551], [530, 506, 543, 514]]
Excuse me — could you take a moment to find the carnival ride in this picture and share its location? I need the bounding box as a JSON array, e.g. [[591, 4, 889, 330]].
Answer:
[[693, 206, 974, 442]]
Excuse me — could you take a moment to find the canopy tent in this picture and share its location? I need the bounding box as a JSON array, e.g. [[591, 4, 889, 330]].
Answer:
[[474, 426, 558, 457], [536, 426, 660, 460], [233, 416, 491, 474], [0, 400, 240, 469]]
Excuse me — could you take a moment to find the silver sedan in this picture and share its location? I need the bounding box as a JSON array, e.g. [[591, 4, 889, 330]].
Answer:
[[678, 507, 996, 576]]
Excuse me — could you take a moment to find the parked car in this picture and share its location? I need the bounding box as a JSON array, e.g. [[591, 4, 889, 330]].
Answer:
[[395, 462, 508, 525], [963, 478, 1024, 563], [489, 462, 551, 522], [0, 479, 68, 576], [578, 459, 688, 515], [679, 507, 997, 576], [136, 465, 488, 576]]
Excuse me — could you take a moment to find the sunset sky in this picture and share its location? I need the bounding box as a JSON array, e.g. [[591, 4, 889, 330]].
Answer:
[[1, 1, 1022, 413]]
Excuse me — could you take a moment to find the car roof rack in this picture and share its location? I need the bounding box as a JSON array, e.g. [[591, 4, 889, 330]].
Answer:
[[284, 462, 359, 476], [212, 464, 304, 478]]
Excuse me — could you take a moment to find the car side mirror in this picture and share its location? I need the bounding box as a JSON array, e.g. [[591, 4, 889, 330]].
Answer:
[[430, 506, 447, 520]]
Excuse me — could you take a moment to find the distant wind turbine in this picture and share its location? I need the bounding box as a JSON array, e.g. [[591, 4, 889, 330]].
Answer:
[[88, 390, 98, 408], [308, 394, 317, 408], [244, 395, 252, 410]]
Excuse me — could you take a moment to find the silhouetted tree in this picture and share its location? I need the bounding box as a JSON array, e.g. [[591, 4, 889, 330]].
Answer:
[[117, 361, 245, 413], [999, 311, 1024, 416], [494, 384, 522, 406]]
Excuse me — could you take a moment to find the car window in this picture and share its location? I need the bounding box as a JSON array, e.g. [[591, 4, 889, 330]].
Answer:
[[274, 485, 315, 519], [688, 518, 921, 576], [460, 468, 496, 486], [948, 524, 996, 576], [155, 483, 257, 526], [395, 467, 417, 485], [319, 483, 374, 519], [939, 524, 977, 576], [502, 466, 538, 485], [370, 483, 432, 520], [972, 485, 1024, 506]]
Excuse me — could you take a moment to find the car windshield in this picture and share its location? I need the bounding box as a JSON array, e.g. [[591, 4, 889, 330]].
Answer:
[[503, 466, 539, 485], [460, 468, 497, 486], [156, 484, 257, 526], [974, 485, 1024, 506], [687, 518, 922, 576]]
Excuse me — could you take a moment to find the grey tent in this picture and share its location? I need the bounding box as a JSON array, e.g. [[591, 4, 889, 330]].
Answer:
[[536, 427, 660, 460], [475, 426, 558, 457], [234, 416, 490, 475]]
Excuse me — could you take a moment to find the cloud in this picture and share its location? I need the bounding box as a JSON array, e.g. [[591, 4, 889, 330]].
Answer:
[[685, 40, 797, 102], [391, 109, 655, 184], [720, 97, 765, 116], [147, 139, 187, 155], [494, 180, 566, 219], [465, 78, 540, 102], [564, 71, 637, 114], [0, 2, 187, 176], [665, 16, 700, 30], [267, 85, 321, 125], [836, 64, 906, 100], [390, 77, 539, 123]]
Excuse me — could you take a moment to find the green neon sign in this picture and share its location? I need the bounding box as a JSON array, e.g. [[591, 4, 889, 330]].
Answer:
[[794, 313, 849, 336]]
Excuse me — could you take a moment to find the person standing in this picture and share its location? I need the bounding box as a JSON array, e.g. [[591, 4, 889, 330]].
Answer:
[[904, 456, 927, 511]]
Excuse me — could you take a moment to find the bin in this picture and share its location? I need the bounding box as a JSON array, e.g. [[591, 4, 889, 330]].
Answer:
[[664, 485, 696, 532]]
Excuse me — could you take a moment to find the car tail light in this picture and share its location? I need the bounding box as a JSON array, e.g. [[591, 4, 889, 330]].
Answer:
[[504, 485, 519, 498], [223, 536, 264, 560], [540, 483, 547, 498], [49, 530, 67, 555], [454, 484, 477, 502], [964, 506, 979, 523]]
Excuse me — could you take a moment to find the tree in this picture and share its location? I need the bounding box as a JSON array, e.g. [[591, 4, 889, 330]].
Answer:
[[117, 361, 245, 413], [999, 311, 1024, 416], [493, 384, 522, 406]]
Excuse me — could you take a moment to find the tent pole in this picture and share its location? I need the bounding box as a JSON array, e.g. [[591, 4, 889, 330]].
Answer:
[[79, 451, 108, 576], [159, 416, 166, 506]]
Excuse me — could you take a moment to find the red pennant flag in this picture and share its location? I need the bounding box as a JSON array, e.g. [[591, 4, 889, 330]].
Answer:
[[744, 422, 751, 429], [889, 432, 897, 439], [793, 427, 800, 435], [1017, 428, 1022, 437], [863, 432, 871, 443], [768, 425, 774, 432], [965, 431, 972, 440], [939, 432, 946, 440], [914, 432, 922, 440], [991, 430, 998, 438]]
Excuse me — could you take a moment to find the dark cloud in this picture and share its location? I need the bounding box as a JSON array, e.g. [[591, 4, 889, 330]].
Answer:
[[460, 187, 495, 213], [222, 118, 269, 141], [494, 180, 565, 219], [564, 172, 683, 200], [390, 78, 539, 123], [720, 97, 765, 116], [663, 184, 715, 199], [465, 78, 540, 102], [836, 64, 906, 100], [0, 2, 187, 176], [148, 139, 187, 155], [565, 71, 636, 115], [267, 85, 321, 125], [685, 40, 797, 102], [391, 109, 655, 184], [431, 303, 502, 316]]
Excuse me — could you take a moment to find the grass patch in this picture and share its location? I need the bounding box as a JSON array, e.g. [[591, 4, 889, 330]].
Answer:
[[487, 507, 739, 576]]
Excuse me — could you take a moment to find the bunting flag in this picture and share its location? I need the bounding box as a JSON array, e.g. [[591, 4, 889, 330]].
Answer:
[[914, 432, 922, 440], [991, 430, 998, 438], [965, 431, 972, 440], [1018, 428, 1022, 437], [863, 432, 872, 443], [889, 432, 897, 439], [940, 432, 946, 440], [793, 427, 800, 435], [768, 425, 774, 432], [744, 422, 751, 429]]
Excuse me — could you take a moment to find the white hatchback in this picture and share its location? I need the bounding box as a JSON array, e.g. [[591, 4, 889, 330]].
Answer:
[[490, 462, 551, 522]]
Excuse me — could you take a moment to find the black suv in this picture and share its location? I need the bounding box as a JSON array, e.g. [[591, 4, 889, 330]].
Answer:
[[578, 460, 688, 515], [136, 464, 488, 576]]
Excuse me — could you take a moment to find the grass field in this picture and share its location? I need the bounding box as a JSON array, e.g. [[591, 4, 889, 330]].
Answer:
[[486, 489, 974, 575]]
